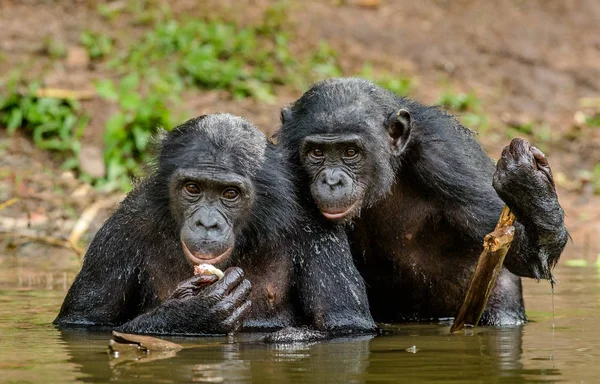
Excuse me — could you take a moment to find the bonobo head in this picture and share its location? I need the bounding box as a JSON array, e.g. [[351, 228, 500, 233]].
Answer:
[[156, 113, 293, 267], [279, 78, 412, 223]]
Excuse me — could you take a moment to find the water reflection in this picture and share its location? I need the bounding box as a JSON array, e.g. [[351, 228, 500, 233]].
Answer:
[[58, 330, 375, 383], [55, 325, 563, 383]]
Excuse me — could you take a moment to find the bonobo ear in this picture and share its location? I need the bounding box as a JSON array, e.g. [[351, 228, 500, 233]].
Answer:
[[386, 108, 412, 156], [280, 106, 293, 124]]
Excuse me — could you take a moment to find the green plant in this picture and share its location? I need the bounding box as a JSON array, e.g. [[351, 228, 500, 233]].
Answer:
[[461, 113, 489, 132], [80, 31, 114, 60], [436, 89, 490, 132], [592, 164, 600, 195], [357, 64, 415, 97], [111, 11, 342, 102], [437, 90, 481, 112], [43, 36, 67, 59], [257, 0, 291, 35], [95, 72, 179, 190], [585, 113, 600, 127], [511, 122, 534, 135], [504, 122, 552, 151], [0, 81, 88, 170]]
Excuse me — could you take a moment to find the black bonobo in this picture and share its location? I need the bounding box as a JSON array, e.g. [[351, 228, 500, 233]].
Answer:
[[54, 113, 375, 336], [279, 78, 568, 326]]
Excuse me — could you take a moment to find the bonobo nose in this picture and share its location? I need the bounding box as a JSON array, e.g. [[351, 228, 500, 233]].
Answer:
[[196, 216, 219, 230], [322, 169, 345, 189], [194, 209, 224, 233]]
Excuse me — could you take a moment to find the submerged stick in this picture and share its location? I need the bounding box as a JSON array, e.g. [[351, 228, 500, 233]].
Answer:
[[450, 206, 516, 333]]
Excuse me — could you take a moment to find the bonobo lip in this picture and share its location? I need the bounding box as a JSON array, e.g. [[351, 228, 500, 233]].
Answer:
[[320, 200, 359, 221], [181, 240, 232, 265]]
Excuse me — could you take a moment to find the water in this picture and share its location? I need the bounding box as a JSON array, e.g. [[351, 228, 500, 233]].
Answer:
[[1, 246, 600, 383]]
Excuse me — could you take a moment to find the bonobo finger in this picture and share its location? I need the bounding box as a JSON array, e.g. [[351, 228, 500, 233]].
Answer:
[[226, 279, 252, 303], [496, 145, 512, 170], [530, 146, 549, 167], [508, 138, 531, 163], [217, 279, 252, 315], [222, 300, 252, 333], [530, 146, 555, 188], [206, 267, 245, 300], [170, 275, 207, 299], [191, 274, 219, 287]]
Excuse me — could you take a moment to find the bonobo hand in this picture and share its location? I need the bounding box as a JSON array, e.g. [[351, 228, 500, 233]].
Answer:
[[492, 138, 559, 226], [146, 267, 252, 335], [493, 139, 563, 230], [492, 138, 566, 279]]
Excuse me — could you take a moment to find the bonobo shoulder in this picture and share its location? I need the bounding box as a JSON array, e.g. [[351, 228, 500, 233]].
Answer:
[[237, 143, 300, 250]]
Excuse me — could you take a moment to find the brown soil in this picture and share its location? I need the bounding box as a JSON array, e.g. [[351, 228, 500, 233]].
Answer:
[[1, 0, 599, 262]]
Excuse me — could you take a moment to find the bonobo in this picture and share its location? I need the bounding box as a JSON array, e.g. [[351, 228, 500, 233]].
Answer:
[[55, 113, 375, 336], [279, 78, 568, 326]]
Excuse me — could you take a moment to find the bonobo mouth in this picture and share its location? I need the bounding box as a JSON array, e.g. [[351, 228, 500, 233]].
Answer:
[[320, 200, 360, 221], [181, 240, 232, 265]]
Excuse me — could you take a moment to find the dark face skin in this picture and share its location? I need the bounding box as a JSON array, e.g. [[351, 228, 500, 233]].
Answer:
[[169, 167, 254, 267], [300, 133, 372, 222]]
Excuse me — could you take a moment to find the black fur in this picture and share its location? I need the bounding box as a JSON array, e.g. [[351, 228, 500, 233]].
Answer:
[[279, 78, 568, 326], [54, 113, 376, 337]]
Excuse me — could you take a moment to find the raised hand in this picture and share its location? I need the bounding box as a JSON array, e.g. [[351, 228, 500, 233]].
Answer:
[[493, 138, 567, 279]]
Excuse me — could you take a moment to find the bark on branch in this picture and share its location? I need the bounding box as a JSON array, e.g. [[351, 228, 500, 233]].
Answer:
[[450, 206, 516, 332]]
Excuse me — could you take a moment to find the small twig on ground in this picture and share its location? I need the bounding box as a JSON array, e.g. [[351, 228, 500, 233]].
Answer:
[[0, 232, 84, 257], [34, 88, 96, 101], [69, 195, 123, 252], [0, 197, 19, 211]]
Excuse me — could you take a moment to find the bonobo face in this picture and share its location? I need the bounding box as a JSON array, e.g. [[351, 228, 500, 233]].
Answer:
[[300, 134, 371, 222], [169, 168, 254, 266], [158, 114, 267, 267], [282, 79, 414, 224]]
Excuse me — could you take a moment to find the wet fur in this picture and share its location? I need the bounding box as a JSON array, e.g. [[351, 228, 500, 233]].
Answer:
[[279, 78, 568, 325]]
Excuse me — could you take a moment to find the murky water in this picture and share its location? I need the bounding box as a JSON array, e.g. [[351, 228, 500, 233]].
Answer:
[[1, 245, 600, 383]]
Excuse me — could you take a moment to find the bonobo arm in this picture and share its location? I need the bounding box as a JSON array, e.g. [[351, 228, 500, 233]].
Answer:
[[53, 212, 145, 327], [492, 138, 568, 280], [293, 219, 377, 335]]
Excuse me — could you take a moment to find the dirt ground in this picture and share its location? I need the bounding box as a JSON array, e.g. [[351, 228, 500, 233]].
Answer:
[[1, 0, 599, 262]]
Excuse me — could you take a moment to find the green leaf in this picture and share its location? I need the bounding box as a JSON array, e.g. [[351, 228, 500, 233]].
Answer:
[[564, 259, 589, 268], [133, 125, 152, 152], [95, 80, 118, 100], [6, 108, 23, 133], [120, 73, 140, 92], [105, 113, 126, 136], [120, 92, 141, 110], [61, 157, 79, 170]]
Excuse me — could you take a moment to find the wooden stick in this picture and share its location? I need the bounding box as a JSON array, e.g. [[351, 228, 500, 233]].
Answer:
[[450, 206, 516, 333], [0, 232, 84, 257]]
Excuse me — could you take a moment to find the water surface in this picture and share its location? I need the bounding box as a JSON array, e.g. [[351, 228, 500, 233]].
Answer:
[[1, 246, 599, 383]]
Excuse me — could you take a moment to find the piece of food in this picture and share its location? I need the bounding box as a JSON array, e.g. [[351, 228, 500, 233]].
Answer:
[[193, 264, 224, 280]]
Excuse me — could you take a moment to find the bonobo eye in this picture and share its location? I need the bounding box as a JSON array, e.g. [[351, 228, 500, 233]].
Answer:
[[309, 148, 324, 159], [184, 182, 201, 195], [343, 147, 359, 159], [222, 188, 240, 201]]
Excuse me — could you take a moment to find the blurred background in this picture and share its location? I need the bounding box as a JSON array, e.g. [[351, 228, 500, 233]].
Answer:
[[1, 0, 599, 262]]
